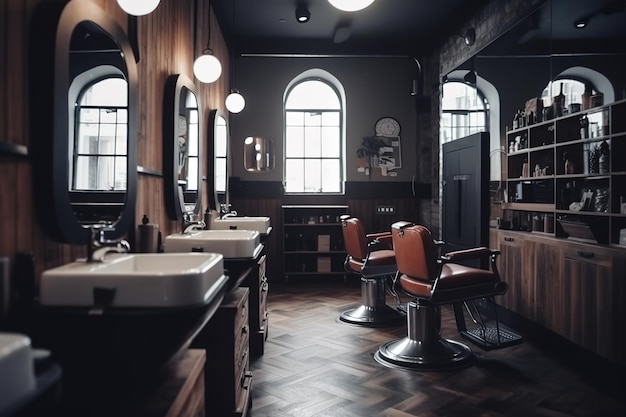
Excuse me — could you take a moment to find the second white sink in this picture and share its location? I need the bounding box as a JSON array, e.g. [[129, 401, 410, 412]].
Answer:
[[163, 230, 261, 259], [212, 216, 271, 235]]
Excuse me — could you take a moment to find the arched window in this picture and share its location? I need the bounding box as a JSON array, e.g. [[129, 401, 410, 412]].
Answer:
[[440, 81, 488, 143], [284, 73, 345, 194], [73, 76, 128, 191]]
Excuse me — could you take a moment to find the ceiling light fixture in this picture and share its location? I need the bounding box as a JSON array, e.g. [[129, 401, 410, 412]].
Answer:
[[226, 89, 246, 113], [193, 0, 222, 83], [296, 4, 311, 23], [116, 0, 160, 16], [574, 16, 589, 28], [328, 0, 375, 12], [225, 0, 245, 113]]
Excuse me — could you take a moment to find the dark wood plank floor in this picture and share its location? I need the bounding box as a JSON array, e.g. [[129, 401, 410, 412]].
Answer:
[[249, 279, 626, 417]]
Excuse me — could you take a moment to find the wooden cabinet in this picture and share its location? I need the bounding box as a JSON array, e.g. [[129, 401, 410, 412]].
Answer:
[[493, 228, 626, 365], [282, 205, 349, 281], [244, 254, 269, 357], [192, 288, 251, 417]]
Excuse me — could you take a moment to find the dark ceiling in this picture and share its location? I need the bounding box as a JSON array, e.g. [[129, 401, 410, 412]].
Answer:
[[211, 0, 626, 57], [210, 0, 490, 56]]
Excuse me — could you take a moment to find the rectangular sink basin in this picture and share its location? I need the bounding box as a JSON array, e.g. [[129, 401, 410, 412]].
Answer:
[[163, 230, 262, 259], [212, 216, 271, 235], [39, 253, 225, 308], [0, 333, 36, 415]]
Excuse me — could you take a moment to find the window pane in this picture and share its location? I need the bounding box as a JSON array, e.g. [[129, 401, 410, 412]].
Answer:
[[116, 125, 127, 154], [286, 127, 304, 157], [285, 159, 304, 192], [321, 160, 340, 192], [188, 127, 199, 156], [304, 126, 321, 157], [117, 109, 127, 123], [98, 136, 115, 155], [215, 158, 226, 192], [100, 109, 118, 124], [322, 112, 339, 126], [304, 159, 321, 192], [286, 112, 304, 126], [187, 158, 198, 190], [114, 156, 127, 190], [321, 127, 340, 157], [80, 108, 100, 123], [286, 80, 340, 110]]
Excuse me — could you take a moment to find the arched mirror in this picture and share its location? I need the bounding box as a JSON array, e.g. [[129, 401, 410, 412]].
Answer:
[[163, 74, 203, 220], [244, 136, 275, 172], [29, 0, 138, 244], [207, 109, 228, 211]]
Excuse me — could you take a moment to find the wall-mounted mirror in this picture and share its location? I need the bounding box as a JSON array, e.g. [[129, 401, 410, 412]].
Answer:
[[244, 136, 275, 172], [163, 74, 203, 221], [207, 109, 228, 211], [30, 0, 138, 244]]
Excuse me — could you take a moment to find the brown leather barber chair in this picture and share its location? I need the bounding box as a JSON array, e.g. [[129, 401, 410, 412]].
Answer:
[[339, 216, 405, 326], [374, 221, 522, 370]]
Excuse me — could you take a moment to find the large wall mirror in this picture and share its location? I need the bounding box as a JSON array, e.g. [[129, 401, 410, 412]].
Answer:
[[163, 74, 203, 221], [207, 110, 228, 211], [29, 0, 138, 244]]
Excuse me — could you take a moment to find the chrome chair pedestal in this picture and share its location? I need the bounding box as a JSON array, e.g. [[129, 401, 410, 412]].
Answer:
[[374, 299, 474, 370], [340, 277, 405, 327]]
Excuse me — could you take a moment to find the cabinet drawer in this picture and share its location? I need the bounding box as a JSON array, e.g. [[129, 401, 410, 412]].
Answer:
[[563, 247, 611, 267]]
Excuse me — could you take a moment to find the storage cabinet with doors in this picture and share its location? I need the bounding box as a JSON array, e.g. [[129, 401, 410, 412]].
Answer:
[[282, 205, 349, 281], [492, 228, 626, 366], [191, 287, 252, 417]]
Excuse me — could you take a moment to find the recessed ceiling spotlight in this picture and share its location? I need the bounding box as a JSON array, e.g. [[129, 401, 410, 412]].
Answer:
[[574, 17, 589, 28], [328, 0, 375, 12], [296, 4, 310, 23]]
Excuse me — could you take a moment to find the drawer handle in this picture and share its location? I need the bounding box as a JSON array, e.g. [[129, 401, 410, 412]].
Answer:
[[504, 236, 514, 242], [242, 324, 249, 335], [241, 371, 253, 389], [262, 282, 269, 292], [577, 251, 595, 259]]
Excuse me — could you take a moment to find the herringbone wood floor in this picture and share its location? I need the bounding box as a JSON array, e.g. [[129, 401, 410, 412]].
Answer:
[[249, 279, 626, 417]]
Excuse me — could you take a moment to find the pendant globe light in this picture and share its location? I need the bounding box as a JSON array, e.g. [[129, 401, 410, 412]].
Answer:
[[117, 0, 160, 16], [193, 0, 222, 83], [225, 0, 245, 113], [328, 0, 375, 12], [225, 89, 245, 113]]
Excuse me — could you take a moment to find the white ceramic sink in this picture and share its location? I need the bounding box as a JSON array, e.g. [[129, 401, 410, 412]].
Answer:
[[0, 333, 36, 415], [163, 230, 262, 259], [38, 253, 225, 308], [212, 216, 271, 235]]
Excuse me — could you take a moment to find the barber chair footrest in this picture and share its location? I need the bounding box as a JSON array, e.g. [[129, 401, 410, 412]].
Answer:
[[460, 325, 523, 351]]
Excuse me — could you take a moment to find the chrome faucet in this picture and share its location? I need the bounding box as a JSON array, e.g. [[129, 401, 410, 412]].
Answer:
[[87, 227, 131, 262], [182, 214, 206, 234], [220, 204, 237, 218]]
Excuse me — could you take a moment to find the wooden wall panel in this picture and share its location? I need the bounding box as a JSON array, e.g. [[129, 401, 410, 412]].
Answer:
[[0, 0, 231, 313]]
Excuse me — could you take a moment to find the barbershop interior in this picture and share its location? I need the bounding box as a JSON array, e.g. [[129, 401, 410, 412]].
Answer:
[[1, 0, 626, 416]]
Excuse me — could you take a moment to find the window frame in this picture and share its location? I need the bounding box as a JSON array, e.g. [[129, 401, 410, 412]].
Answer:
[[283, 76, 345, 195]]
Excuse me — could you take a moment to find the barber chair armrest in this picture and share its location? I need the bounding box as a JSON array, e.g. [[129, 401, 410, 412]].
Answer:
[[442, 247, 499, 263]]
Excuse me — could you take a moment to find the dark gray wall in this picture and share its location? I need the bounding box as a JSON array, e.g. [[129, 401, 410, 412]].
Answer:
[[229, 56, 421, 183]]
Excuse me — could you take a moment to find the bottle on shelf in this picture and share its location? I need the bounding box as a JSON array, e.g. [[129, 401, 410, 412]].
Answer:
[[552, 82, 565, 118], [564, 152, 575, 175], [581, 82, 593, 110]]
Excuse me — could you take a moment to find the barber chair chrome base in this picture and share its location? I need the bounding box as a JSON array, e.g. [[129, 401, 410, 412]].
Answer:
[[374, 299, 474, 371], [340, 276, 405, 327]]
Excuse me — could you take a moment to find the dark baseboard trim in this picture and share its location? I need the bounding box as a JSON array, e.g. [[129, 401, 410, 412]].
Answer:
[[229, 179, 432, 200]]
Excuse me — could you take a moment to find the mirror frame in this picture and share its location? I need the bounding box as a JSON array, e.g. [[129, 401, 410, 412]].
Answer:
[[207, 109, 228, 211], [29, 0, 138, 244], [163, 74, 203, 221]]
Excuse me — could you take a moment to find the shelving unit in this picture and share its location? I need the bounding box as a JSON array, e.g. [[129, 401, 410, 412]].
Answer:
[[502, 99, 626, 247], [282, 205, 349, 281]]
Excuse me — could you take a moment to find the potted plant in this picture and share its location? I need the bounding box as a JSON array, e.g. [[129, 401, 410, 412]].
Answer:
[[356, 136, 385, 178]]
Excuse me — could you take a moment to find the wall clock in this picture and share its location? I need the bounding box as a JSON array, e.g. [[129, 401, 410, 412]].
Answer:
[[375, 117, 400, 137]]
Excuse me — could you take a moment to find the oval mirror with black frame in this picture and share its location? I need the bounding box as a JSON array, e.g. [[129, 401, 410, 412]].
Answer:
[[244, 136, 275, 172], [163, 74, 203, 221], [29, 0, 138, 245], [207, 109, 229, 211]]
